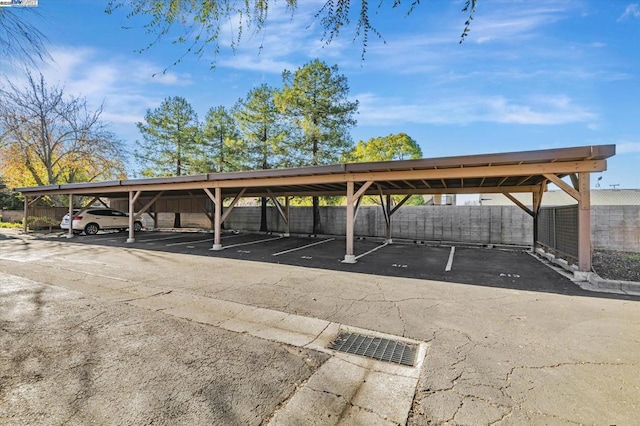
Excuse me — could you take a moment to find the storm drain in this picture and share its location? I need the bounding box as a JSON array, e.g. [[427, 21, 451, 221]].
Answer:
[[327, 332, 417, 367]]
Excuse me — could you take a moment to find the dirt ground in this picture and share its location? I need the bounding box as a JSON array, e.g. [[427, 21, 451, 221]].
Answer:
[[593, 250, 640, 282]]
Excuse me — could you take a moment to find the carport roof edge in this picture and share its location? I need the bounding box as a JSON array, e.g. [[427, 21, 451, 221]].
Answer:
[[15, 144, 615, 197]]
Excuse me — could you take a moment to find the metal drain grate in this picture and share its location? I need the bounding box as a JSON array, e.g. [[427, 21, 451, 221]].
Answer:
[[328, 332, 417, 366]]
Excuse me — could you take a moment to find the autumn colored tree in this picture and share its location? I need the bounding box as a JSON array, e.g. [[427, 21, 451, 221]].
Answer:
[[0, 73, 125, 206]]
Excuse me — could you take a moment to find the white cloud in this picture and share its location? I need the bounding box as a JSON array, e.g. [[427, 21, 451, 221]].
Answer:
[[617, 142, 640, 154], [36, 46, 192, 121], [618, 4, 640, 21], [472, 3, 573, 44], [355, 93, 597, 126]]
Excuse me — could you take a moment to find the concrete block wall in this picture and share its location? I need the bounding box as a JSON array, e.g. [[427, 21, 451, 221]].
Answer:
[[201, 205, 535, 246], [7, 203, 635, 251], [592, 206, 640, 252]]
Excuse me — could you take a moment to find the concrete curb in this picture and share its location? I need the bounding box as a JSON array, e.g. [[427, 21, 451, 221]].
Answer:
[[533, 248, 640, 296]]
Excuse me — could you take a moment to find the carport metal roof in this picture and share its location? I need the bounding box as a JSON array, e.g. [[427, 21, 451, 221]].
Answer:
[[17, 144, 614, 199], [16, 144, 616, 272]]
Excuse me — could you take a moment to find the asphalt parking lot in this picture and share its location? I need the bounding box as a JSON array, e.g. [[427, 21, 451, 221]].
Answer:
[[61, 229, 615, 297], [3, 228, 640, 425]]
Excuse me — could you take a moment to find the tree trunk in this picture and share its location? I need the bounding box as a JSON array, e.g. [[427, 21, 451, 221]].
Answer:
[[312, 196, 322, 235], [260, 197, 268, 232]]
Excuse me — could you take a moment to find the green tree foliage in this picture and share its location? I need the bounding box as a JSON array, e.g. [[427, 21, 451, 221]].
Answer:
[[0, 73, 125, 206], [0, 179, 22, 210], [278, 59, 358, 166], [233, 84, 290, 231], [347, 133, 422, 162], [106, 1, 476, 69], [347, 133, 425, 206], [233, 84, 290, 171], [135, 96, 201, 177], [136, 96, 201, 227], [197, 106, 245, 173], [277, 59, 358, 233]]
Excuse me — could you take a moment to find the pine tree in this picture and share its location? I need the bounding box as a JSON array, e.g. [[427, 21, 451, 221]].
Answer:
[[198, 106, 246, 173], [277, 59, 358, 234], [135, 96, 200, 227], [233, 84, 291, 231]]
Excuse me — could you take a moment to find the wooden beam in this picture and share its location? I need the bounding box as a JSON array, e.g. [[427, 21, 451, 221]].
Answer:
[[267, 189, 288, 225], [390, 194, 412, 216], [136, 192, 164, 220], [16, 160, 608, 197], [570, 173, 579, 190], [27, 195, 42, 207], [220, 188, 247, 224], [543, 173, 580, 201], [203, 187, 217, 207], [353, 181, 374, 200], [504, 193, 534, 217]]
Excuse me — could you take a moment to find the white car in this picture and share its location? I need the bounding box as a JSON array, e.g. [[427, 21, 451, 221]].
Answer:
[[60, 208, 143, 235]]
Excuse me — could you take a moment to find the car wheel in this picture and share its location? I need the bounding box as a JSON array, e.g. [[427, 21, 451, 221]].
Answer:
[[84, 223, 99, 235], [133, 221, 143, 232]]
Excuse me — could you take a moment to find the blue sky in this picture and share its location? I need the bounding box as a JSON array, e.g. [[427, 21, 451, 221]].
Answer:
[[3, 0, 640, 188]]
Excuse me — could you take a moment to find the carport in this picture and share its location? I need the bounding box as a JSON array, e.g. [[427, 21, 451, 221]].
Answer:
[[16, 145, 615, 272]]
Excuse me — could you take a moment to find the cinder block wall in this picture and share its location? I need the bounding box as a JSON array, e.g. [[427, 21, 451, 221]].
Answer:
[[158, 206, 535, 246], [592, 206, 640, 252], [7, 204, 637, 252]]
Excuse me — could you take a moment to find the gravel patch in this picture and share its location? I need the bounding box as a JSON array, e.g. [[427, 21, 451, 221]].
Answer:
[[592, 250, 640, 282]]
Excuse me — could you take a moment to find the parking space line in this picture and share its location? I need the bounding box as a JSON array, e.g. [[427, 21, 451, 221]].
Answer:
[[220, 236, 284, 250], [220, 233, 248, 240], [165, 238, 213, 247], [136, 234, 192, 242], [272, 238, 335, 257], [355, 243, 388, 261], [445, 246, 456, 272]]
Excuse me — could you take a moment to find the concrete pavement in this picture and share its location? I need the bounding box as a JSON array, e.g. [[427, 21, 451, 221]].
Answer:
[[1, 229, 639, 424]]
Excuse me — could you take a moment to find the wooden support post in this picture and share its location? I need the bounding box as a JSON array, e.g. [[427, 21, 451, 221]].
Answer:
[[67, 195, 74, 238], [532, 184, 545, 249], [344, 181, 356, 263], [127, 191, 136, 243], [212, 187, 223, 250], [285, 196, 290, 237], [578, 172, 591, 272], [22, 196, 29, 234], [385, 194, 392, 243]]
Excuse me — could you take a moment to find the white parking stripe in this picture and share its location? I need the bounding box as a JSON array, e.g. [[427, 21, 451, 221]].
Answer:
[[355, 243, 388, 260], [445, 246, 456, 272], [272, 238, 335, 257], [137, 234, 191, 242], [165, 238, 213, 247], [220, 236, 284, 250]]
